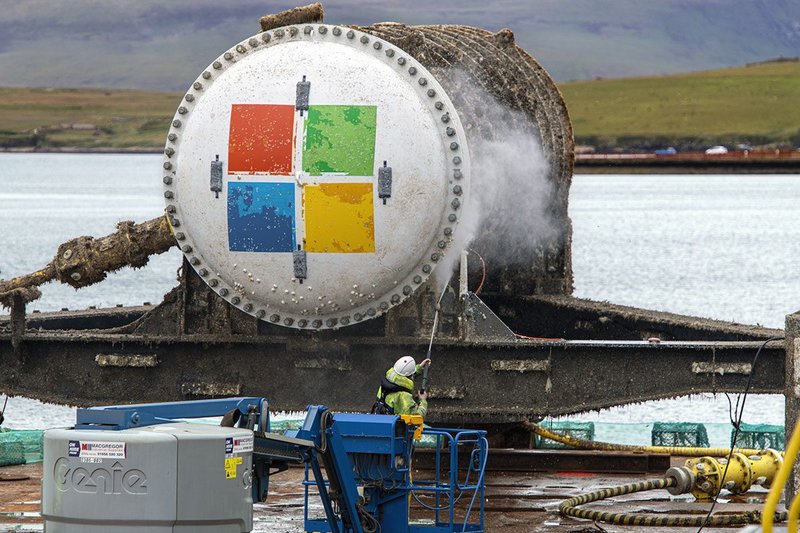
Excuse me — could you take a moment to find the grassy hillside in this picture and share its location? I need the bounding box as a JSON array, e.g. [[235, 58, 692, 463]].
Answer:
[[0, 88, 179, 149], [560, 60, 800, 149], [1, 61, 798, 151], [0, 1, 798, 90]]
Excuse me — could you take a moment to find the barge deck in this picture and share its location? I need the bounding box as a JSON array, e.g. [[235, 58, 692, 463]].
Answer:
[[0, 452, 780, 532]]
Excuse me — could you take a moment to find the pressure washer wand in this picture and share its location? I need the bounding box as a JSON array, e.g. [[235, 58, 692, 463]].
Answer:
[[421, 312, 439, 393], [421, 283, 449, 393]]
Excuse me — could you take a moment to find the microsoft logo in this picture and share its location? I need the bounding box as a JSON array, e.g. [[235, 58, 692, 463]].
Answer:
[[226, 100, 379, 254]]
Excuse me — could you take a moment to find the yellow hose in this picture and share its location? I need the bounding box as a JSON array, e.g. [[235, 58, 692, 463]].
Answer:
[[560, 476, 784, 527], [764, 419, 800, 533], [788, 492, 800, 533], [525, 421, 778, 458]]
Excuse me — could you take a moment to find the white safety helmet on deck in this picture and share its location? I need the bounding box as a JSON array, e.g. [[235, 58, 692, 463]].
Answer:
[[393, 356, 417, 377]]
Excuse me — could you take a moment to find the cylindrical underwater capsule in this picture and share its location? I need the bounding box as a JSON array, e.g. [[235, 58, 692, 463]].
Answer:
[[163, 19, 572, 330]]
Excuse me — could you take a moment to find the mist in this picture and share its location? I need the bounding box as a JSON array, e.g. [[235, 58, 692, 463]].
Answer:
[[433, 84, 556, 294]]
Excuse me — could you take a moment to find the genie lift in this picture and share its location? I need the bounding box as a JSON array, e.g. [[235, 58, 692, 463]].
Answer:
[[42, 397, 487, 533]]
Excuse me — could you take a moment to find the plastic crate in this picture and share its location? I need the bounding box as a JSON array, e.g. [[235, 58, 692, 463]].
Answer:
[[651, 422, 709, 448], [732, 423, 784, 450], [534, 421, 595, 449]]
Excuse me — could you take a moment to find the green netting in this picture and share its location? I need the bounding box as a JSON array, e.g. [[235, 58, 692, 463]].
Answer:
[[0, 439, 24, 467], [0, 430, 44, 465], [651, 422, 709, 448], [731, 423, 785, 450], [534, 421, 595, 449], [269, 418, 304, 434]]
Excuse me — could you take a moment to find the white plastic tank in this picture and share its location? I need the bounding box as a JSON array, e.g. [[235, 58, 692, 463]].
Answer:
[[163, 24, 470, 330]]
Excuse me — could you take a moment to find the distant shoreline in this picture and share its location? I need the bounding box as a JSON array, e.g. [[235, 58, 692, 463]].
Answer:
[[575, 152, 800, 174], [2, 147, 798, 174], [0, 147, 161, 154], [574, 166, 800, 174]]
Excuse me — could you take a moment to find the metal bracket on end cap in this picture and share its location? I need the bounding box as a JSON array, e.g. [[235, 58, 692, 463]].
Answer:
[[296, 75, 310, 116], [378, 161, 392, 204], [210, 155, 223, 198], [293, 246, 307, 282]]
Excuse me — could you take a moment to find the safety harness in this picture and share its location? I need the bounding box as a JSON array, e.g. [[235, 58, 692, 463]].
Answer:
[[370, 374, 413, 415]]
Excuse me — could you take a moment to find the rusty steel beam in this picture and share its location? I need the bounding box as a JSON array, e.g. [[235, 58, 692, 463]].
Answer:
[[785, 312, 800, 500], [0, 331, 783, 425], [413, 449, 671, 474]]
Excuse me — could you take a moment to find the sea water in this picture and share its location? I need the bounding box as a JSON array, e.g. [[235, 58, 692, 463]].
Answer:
[[1, 154, 799, 446]]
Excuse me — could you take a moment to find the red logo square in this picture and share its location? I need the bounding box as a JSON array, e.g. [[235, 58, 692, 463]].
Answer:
[[228, 104, 296, 174]]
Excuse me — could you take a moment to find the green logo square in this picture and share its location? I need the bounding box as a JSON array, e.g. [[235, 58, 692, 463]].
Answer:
[[302, 105, 377, 176]]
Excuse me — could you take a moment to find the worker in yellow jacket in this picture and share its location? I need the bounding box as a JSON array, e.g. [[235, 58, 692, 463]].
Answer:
[[371, 356, 431, 418]]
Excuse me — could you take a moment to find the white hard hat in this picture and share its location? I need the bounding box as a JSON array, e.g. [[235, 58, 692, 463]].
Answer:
[[393, 356, 417, 377]]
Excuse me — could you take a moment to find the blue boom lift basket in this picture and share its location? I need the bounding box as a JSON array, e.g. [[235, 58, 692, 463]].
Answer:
[[293, 410, 487, 533]]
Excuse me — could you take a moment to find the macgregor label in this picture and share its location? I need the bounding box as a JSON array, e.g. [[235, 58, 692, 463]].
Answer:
[[68, 440, 126, 459], [225, 436, 253, 455]]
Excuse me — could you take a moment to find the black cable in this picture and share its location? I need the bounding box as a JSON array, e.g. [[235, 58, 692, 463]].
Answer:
[[356, 501, 381, 533], [409, 440, 482, 511], [316, 410, 332, 454], [0, 395, 7, 427], [695, 336, 784, 533], [724, 392, 736, 426], [733, 393, 743, 430], [411, 488, 456, 511]]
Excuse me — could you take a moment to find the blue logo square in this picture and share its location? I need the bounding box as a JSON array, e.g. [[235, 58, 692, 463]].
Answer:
[[228, 182, 296, 252]]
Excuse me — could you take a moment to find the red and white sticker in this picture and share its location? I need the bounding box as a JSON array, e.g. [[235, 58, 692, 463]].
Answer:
[[232, 436, 253, 454], [69, 440, 126, 459]]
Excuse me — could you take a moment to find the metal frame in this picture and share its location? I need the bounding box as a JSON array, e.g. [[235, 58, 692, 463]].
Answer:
[[301, 419, 487, 533], [75, 397, 269, 431], [408, 428, 487, 533], [4, 332, 780, 423]]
